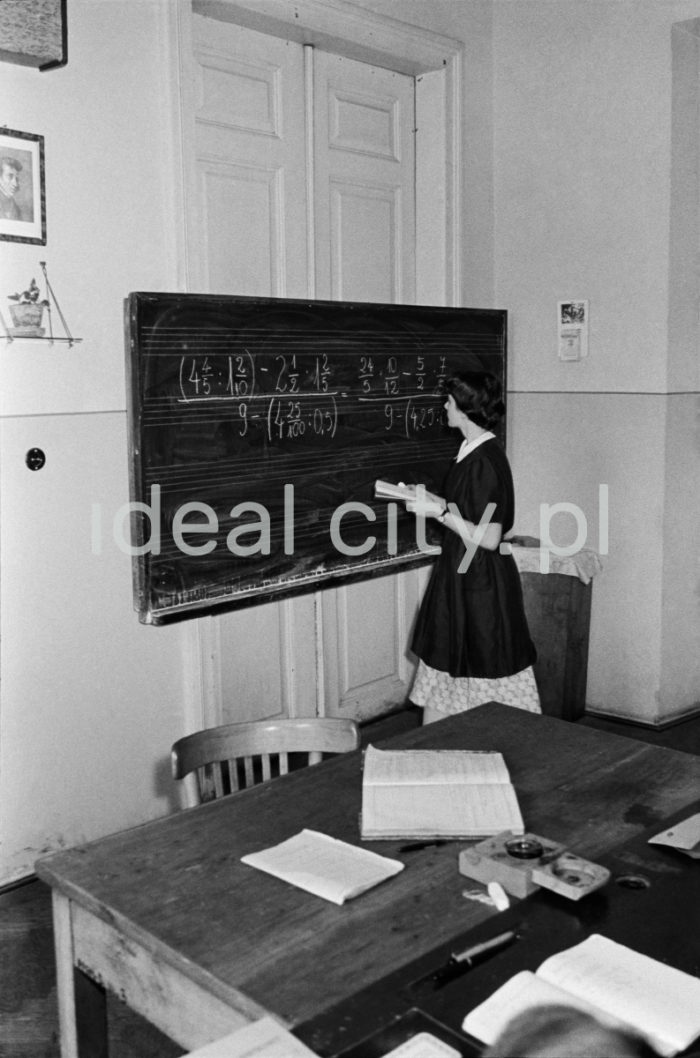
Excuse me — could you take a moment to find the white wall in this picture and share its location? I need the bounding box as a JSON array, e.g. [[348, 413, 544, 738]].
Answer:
[[492, 0, 700, 723], [0, 0, 192, 883], [1, 0, 183, 417]]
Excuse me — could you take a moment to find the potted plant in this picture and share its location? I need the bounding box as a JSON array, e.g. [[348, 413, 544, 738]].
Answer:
[[7, 278, 50, 336]]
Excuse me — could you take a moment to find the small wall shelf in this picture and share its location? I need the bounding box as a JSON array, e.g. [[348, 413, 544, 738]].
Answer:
[[3, 262, 81, 347], [3, 334, 82, 346]]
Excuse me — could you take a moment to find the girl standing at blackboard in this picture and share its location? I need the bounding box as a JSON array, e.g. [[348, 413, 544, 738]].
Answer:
[[405, 371, 540, 724]]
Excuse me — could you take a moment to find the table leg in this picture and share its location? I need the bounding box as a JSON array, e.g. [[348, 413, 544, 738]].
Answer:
[[52, 890, 108, 1057], [75, 965, 108, 1058]]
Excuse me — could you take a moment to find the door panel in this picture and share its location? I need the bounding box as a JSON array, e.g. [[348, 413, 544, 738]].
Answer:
[[323, 575, 406, 721], [329, 88, 401, 160], [196, 50, 280, 135], [216, 596, 318, 723], [330, 182, 400, 303], [199, 160, 282, 296]]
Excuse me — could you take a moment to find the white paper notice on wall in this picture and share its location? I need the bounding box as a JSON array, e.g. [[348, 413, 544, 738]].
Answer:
[[558, 300, 589, 360]]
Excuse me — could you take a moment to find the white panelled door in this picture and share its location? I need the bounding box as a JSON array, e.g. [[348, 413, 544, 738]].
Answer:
[[188, 13, 422, 724]]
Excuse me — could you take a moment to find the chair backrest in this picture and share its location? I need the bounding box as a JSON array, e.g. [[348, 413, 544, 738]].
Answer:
[[171, 717, 361, 807]]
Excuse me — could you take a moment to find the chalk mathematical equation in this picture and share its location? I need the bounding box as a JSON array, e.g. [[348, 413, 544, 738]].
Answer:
[[174, 349, 448, 443]]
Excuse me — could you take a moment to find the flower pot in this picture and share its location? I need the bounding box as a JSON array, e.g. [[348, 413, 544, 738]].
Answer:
[[9, 302, 45, 336]]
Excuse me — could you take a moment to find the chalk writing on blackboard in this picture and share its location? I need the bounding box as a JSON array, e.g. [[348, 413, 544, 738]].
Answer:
[[125, 293, 507, 624]]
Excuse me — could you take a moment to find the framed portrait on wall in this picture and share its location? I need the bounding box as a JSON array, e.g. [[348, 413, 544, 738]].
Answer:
[[0, 128, 46, 244]]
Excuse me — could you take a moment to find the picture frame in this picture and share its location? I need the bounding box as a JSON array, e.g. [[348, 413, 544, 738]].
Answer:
[[0, 128, 46, 245]]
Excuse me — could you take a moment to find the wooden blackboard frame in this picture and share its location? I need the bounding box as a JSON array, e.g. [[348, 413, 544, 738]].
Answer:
[[125, 293, 507, 624]]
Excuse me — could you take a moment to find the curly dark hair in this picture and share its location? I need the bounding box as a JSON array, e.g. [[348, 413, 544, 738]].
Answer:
[[444, 371, 505, 430]]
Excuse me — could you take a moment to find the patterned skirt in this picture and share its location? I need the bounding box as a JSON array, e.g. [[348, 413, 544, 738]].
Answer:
[[409, 660, 541, 716]]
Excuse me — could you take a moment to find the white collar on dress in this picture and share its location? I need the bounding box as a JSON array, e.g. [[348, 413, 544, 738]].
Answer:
[[455, 430, 495, 462]]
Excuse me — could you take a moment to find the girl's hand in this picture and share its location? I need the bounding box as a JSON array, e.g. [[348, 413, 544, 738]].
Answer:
[[419, 488, 444, 508], [403, 485, 445, 517], [406, 498, 445, 519]]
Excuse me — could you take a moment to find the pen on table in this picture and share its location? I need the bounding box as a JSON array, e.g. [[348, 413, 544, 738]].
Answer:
[[408, 928, 520, 993], [399, 839, 450, 853], [429, 930, 519, 988], [449, 929, 518, 966]]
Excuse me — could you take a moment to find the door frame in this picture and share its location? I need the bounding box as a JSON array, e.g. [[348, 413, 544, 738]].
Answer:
[[170, 0, 463, 304]]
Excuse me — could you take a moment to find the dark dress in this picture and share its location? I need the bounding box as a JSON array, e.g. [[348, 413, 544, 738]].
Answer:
[[411, 437, 536, 679]]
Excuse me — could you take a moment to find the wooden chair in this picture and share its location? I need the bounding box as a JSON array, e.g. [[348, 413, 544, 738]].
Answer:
[[171, 717, 361, 807]]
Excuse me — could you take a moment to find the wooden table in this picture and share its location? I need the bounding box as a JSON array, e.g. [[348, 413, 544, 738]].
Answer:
[[36, 703, 700, 1058]]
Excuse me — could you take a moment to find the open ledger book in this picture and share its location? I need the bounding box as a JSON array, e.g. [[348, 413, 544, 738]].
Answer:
[[462, 934, 700, 1058], [361, 745, 524, 840]]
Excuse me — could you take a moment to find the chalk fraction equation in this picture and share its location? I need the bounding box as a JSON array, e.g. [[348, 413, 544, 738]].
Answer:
[[174, 349, 449, 443]]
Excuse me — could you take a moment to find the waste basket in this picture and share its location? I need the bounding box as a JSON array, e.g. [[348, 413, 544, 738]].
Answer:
[[510, 539, 602, 721]]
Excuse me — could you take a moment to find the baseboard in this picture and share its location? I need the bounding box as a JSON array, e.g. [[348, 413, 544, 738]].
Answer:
[[0, 872, 39, 897], [583, 702, 700, 731], [358, 703, 422, 746], [358, 701, 418, 723]]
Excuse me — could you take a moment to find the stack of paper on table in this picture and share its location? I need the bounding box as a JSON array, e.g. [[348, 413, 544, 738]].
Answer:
[[361, 744, 524, 840], [462, 933, 700, 1058], [648, 812, 700, 859], [241, 829, 404, 904], [183, 1017, 317, 1057]]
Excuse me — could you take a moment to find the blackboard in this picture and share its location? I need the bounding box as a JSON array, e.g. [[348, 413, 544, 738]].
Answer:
[[125, 293, 507, 624]]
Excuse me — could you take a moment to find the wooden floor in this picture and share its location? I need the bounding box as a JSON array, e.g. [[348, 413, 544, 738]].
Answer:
[[2, 707, 699, 1058]]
